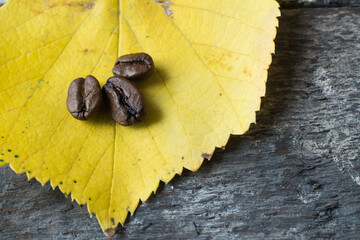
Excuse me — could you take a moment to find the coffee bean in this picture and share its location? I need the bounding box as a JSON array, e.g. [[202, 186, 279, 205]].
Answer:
[[112, 52, 154, 80], [103, 76, 145, 126], [66, 75, 102, 120]]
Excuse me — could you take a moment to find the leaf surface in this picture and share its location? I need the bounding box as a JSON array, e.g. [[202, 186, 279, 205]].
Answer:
[[0, 0, 280, 236]]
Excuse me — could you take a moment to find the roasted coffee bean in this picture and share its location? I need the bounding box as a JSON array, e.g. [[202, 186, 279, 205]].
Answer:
[[112, 52, 154, 80], [103, 76, 145, 126], [66, 75, 102, 120]]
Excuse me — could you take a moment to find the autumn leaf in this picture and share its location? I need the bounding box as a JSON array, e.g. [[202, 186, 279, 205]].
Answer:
[[0, 0, 280, 237]]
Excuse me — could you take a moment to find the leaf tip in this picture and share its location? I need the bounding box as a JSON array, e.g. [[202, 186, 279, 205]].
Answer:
[[104, 228, 116, 238]]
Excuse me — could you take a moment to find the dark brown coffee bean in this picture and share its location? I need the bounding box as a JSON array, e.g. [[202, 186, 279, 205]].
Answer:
[[103, 76, 145, 126], [112, 52, 154, 80], [66, 75, 102, 120]]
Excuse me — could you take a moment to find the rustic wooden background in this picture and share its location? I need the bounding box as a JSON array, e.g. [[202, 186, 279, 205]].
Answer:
[[1, 0, 360, 239]]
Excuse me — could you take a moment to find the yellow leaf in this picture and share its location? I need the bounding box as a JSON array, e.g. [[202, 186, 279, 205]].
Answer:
[[0, 0, 280, 237]]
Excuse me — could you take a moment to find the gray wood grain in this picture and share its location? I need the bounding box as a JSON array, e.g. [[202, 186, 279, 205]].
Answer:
[[1, 5, 360, 240], [278, 0, 360, 8]]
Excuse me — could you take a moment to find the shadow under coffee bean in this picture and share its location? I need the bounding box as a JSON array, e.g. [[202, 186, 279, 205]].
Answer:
[[103, 76, 146, 126]]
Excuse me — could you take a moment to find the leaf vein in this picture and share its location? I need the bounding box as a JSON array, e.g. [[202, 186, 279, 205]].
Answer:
[[121, 12, 194, 164], [0, 34, 73, 69], [170, 3, 275, 37]]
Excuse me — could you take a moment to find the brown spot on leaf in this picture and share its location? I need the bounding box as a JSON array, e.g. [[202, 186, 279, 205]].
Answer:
[[243, 68, 251, 77], [45, 3, 58, 9], [104, 228, 116, 238], [29, 7, 43, 14], [202, 153, 213, 160]]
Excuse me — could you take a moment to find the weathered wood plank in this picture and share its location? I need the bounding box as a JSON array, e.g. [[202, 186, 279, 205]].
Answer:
[[279, 0, 360, 8], [1, 6, 360, 240]]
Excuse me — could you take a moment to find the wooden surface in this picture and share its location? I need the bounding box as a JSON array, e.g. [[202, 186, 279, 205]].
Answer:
[[1, 2, 360, 239], [279, 0, 360, 7]]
